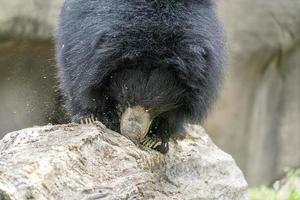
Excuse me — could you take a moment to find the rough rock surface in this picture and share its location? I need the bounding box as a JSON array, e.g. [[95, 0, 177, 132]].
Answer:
[[0, 123, 248, 200]]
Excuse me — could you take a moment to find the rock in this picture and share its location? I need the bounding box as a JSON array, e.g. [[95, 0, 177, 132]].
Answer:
[[0, 123, 248, 200]]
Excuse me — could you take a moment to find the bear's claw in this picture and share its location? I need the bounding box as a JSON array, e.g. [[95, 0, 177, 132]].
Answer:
[[141, 136, 162, 149], [80, 114, 98, 124]]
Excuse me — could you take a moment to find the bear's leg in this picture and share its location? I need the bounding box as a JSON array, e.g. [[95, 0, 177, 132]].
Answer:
[[141, 117, 170, 154], [166, 110, 187, 140], [76, 107, 119, 132], [67, 88, 96, 122], [141, 110, 187, 154], [78, 114, 98, 124], [69, 89, 119, 131]]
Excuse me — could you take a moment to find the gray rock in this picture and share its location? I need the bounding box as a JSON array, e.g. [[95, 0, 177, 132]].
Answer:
[[0, 123, 248, 200]]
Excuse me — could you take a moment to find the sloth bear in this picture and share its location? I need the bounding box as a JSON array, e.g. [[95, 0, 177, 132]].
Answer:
[[56, 0, 225, 154]]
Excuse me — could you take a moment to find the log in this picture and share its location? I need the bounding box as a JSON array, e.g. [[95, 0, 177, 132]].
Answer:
[[0, 123, 248, 200]]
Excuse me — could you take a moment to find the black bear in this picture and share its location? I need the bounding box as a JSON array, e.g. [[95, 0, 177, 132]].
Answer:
[[56, 0, 225, 154]]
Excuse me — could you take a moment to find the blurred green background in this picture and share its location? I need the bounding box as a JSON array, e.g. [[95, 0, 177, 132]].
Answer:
[[0, 0, 299, 190]]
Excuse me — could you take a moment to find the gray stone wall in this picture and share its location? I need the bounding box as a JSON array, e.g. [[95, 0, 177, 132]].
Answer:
[[0, 0, 64, 136], [207, 0, 300, 185], [0, 0, 61, 39]]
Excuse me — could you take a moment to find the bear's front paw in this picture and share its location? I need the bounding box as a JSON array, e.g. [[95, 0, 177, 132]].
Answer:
[[78, 114, 98, 124], [140, 136, 169, 154]]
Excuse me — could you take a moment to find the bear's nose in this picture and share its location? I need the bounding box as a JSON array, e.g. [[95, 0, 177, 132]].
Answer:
[[120, 106, 151, 143]]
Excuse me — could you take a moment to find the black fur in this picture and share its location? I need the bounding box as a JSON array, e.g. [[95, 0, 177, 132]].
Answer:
[[56, 0, 225, 152]]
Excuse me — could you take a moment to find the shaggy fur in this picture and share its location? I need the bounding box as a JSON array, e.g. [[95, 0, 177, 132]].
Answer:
[[56, 0, 225, 153]]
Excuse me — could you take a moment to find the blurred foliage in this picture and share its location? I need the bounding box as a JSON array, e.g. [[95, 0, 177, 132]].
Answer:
[[250, 169, 300, 200]]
